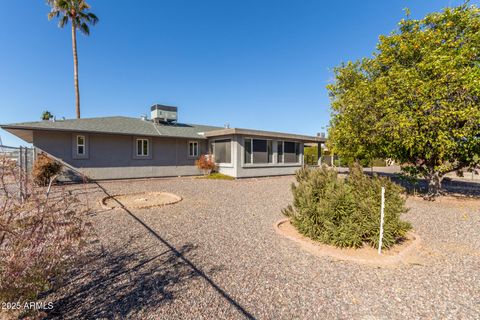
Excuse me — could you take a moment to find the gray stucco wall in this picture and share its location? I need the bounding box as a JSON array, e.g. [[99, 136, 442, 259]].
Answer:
[[32, 130, 306, 180], [33, 130, 207, 180], [212, 134, 304, 178]]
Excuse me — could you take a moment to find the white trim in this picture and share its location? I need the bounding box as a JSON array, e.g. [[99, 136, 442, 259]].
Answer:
[[277, 140, 284, 164], [188, 141, 199, 158], [244, 137, 274, 165], [278, 140, 302, 164], [136, 138, 149, 157], [77, 135, 85, 155]]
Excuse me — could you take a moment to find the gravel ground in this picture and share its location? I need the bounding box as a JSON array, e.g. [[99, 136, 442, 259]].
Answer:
[[43, 176, 480, 319]]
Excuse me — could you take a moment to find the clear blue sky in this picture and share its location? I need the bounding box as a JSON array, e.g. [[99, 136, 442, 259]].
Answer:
[[0, 0, 475, 146]]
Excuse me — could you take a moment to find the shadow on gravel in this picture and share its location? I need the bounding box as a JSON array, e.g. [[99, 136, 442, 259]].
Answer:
[[45, 244, 198, 319], [62, 181, 257, 320], [339, 168, 480, 198]]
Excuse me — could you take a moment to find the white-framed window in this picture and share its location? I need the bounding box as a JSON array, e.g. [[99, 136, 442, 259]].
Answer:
[[136, 138, 149, 156], [244, 138, 273, 164], [281, 141, 301, 163], [77, 135, 85, 155], [212, 139, 232, 164], [188, 141, 199, 157]]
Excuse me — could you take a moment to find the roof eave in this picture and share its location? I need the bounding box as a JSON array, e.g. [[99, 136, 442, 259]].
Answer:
[[0, 125, 208, 140], [204, 128, 325, 143]]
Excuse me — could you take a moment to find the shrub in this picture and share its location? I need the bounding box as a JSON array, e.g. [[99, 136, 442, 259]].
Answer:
[[304, 146, 318, 165], [195, 154, 216, 176], [32, 153, 62, 186], [41, 110, 53, 121], [200, 172, 235, 180], [0, 156, 92, 313], [283, 164, 411, 249]]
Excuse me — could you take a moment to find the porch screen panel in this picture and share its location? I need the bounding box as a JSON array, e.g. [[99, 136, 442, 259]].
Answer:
[[277, 141, 283, 163], [252, 139, 267, 163], [214, 139, 231, 163], [244, 138, 252, 164], [267, 140, 273, 163], [284, 141, 297, 163], [295, 142, 301, 163]]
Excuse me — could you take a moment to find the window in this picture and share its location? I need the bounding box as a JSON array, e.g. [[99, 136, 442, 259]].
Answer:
[[77, 135, 85, 155], [283, 141, 301, 163], [245, 138, 252, 164], [277, 141, 284, 163], [188, 141, 199, 157], [136, 138, 149, 156], [244, 138, 273, 164], [267, 140, 273, 163], [213, 139, 231, 164]]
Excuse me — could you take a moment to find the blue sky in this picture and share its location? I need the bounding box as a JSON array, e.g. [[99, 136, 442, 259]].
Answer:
[[0, 0, 475, 146]]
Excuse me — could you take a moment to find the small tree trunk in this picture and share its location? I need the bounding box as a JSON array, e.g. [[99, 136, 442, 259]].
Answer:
[[71, 23, 81, 119], [427, 171, 442, 197]]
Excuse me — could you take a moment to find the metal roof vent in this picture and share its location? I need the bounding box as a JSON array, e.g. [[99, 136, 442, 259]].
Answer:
[[140, 114, 148, 121], [151, 104, 177, 124]]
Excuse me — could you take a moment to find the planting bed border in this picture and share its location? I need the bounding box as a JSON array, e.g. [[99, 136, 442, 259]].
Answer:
[[274, 218, 422, 268], [101, 192, 182, 210]]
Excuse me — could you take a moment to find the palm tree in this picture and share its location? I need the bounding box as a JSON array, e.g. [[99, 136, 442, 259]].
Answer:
[[42, 110, 54, 120], [47, 0, 98, 119]]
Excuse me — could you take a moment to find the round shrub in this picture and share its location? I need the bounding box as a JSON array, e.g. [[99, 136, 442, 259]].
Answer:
[[282, 164, 411, 249], [195, 154, 216, 176], [32, 153, 62, 186]]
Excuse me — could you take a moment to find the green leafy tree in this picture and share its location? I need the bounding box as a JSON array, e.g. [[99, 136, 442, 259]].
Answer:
[[304, 145, 319, 165], [41, 110, 53, 120], [47, 0, 99, 119], [327, 4, 480, 196]]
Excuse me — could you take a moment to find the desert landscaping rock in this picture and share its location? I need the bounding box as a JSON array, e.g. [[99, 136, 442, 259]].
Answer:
[[275, 219, 422, 268], [44, 176, 480, 319]]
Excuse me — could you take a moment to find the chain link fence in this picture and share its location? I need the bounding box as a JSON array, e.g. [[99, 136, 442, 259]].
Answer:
[[0, 145, 35, 173]]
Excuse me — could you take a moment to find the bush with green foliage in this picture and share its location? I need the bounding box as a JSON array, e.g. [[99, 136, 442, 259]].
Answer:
[[283, 164, 411, 249], [304, 146, 319, 165], [327, 4, 480, 196], [41, 110, 53, 120]]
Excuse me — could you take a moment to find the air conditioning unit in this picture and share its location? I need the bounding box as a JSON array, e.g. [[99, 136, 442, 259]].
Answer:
[[151, 104, 178, 124]]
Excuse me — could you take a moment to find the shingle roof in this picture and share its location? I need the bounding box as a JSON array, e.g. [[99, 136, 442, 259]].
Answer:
[[0, 116, 222, 139]]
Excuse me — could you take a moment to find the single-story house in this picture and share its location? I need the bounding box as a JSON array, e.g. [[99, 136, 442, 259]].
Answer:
[[1, 105, 325, 180]]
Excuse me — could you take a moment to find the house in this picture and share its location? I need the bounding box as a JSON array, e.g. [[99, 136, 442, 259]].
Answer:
[[1, 105, 325, 180]]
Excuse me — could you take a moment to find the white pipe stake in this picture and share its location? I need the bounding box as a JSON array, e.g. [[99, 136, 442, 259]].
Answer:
[[378, 187, 385, 255]]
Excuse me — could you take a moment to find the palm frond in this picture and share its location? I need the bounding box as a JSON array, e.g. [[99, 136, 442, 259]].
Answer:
[[47, 10, 60, 21], [86, 12, 99, 25], [58, 15, 69, 28], [78, 22, 90, 35], [47, 0, 98, 34]]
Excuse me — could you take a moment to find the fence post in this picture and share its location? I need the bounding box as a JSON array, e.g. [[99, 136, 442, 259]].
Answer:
[[378, 187, 385, 254], [24, 148, 28, 194], [19, 146, 23, 201]]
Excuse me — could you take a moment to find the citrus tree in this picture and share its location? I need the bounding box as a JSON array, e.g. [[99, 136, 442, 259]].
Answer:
[[327, 4, 480, 196]]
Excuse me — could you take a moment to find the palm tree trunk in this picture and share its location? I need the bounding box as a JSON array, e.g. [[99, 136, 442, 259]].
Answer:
[[71, 23, 81, 119]]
